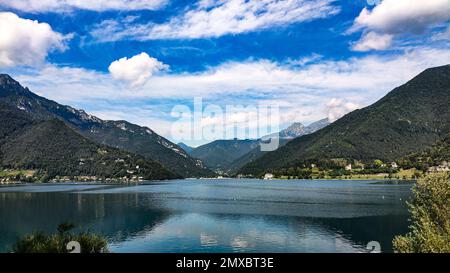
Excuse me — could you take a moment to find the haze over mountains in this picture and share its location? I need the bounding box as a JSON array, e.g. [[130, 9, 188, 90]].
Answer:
[[239, 65, 450, 175], [0, 74, 213, 178]]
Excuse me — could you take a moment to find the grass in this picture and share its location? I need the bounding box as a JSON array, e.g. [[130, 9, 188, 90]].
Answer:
[[0, 169, 35, 178]]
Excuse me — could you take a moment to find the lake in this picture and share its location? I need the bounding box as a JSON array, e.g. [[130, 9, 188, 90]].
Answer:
[[0, 179, 412, 253]]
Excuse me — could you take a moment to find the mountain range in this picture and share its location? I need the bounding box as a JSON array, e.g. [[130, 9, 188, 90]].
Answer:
[[177, 142, 194, 153], [264, 119, 330, 139], [0, 100, 177, 181], [239, 65, 450, 175], [189, 139, 260, 173], [187, 119, 330, 173], [1, 64, 448, 180], [0, 74, 213, 179]]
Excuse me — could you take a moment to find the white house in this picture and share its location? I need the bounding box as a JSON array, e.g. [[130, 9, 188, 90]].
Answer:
[[429, 161, 450, 172], [264, 173, 274, 180]]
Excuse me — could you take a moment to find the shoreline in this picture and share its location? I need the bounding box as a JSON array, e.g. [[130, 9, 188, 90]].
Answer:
[[0, 177, 417, 187]]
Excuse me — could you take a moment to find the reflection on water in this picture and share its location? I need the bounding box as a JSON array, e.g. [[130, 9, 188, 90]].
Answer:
[[0, 179, 412, 253]]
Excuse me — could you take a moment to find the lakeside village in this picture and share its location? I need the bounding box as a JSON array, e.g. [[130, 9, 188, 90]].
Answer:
[[240, 159, 450, 180], [1, 158, 449, 185], [0, 158, 146, 185], [0, 171, 146, 185]]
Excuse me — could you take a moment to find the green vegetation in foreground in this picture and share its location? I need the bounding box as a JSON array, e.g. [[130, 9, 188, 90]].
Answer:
[[393, 173, 450, 253], [12, 222, 109, 253]]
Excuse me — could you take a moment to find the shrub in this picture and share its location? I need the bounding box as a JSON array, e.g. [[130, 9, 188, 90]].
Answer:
[[393, 173, 450, 253], [12, 222, 109, 253]]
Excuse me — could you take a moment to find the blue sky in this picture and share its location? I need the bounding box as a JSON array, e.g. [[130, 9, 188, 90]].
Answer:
[[0, 0, 449, 146]]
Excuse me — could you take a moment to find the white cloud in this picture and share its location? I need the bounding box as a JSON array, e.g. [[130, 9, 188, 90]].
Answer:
[[7, 46, 450, 142], [326, 98, 361, 122], [91, 0, 340, 41], [432, 26, 450, 41], [349, 0, 450, 51], [108, 52, 168, 87], [0, 12, 69, 67], [0, 0, 168, 12], [11, 47, 450, 102], [139, 47, 450, 100], [352, 31, 393, 51], [351, 0, 450, 34]]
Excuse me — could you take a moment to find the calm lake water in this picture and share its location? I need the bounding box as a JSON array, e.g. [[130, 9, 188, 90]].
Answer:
[[0, 179, 412, 253]]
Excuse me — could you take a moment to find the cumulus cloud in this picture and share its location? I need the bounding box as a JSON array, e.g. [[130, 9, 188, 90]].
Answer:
[[351, 31, 393, 51], [326, 98, 360, 122], [351, 0, 450, 34], [0, 12, 69, 67], [108, 52, 168, 87], [91, 0, 340, 41], [0, 0, 168, 12], [349, 0, 450, 51]]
